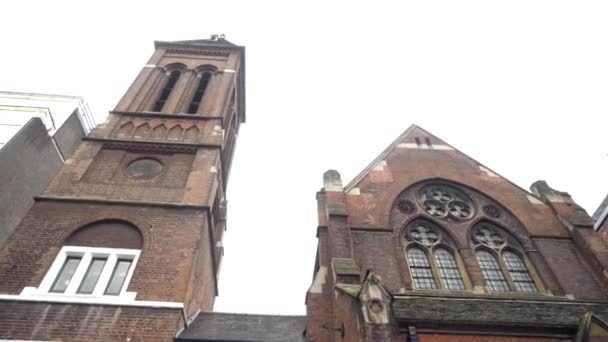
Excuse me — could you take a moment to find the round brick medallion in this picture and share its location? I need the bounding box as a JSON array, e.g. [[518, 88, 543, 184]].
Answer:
[[126, 158, 163, 179]]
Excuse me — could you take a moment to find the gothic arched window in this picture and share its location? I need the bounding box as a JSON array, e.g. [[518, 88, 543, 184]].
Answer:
[[407, 247, 436, 289], [472, 222, 538, 293], [153, 69, 181, 112], [404, 219, 466, 290], [187, 70, 213, 114]]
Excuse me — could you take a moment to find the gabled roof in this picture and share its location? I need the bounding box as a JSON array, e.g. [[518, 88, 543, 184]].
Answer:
[[176, 312, 306, 341], [343, 124, 542, 202], [344, 124, 444, 192]]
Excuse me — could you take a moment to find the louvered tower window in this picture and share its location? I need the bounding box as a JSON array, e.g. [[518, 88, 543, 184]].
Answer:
[[153, 70, 181, 112], [187, 71, 212, 114]]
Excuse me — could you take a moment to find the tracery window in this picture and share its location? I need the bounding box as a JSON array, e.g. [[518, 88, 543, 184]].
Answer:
[[187, 70, 213, 114], [404, 219, 466, 290], [417, 184, 475, 221], [472, 222, 538, 293]]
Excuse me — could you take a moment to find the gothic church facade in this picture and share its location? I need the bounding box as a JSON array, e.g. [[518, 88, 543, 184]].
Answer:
[[1, 38, 607, 341]]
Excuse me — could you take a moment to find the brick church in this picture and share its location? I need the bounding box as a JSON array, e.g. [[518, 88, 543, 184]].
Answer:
[[1, 37, 607, 341]]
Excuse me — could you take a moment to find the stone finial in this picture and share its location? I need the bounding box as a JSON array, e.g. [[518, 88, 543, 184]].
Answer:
[[530, 181, 570, 203], [530, 180, 594, 228], [323, 170, 343, 192]]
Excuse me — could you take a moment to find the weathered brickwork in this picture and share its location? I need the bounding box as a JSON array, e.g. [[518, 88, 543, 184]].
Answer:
[[306, 125, 608, 341], [43, 141, 221, 206], [0, 201, 214, 305], [90, 114, 224, 146], [0, 37, 245, 341], [534, 238, 605, 299], [0, 301, 182, 341]]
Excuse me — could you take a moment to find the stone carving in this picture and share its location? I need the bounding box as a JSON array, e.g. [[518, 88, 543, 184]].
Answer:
[[418, 184, 475, 221], [409, 222, 440, 246], [168, 125, 183, 140], [150, 124, 167, 140], [111, 118, 203, 144]]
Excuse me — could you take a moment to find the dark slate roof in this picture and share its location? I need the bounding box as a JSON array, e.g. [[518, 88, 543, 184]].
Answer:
[[393, 295, 608, 329], [176, 312, 307, 342]]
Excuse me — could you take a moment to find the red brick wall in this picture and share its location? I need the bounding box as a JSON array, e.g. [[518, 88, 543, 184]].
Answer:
[[534, 238, 605, 299], [0, 301, 182, 341], [336, 127, 606, 299], [0, 201, 213, 305], [352, 231, 408, 292], [66, 220, 143, 249], [43, 141, 220, 206]]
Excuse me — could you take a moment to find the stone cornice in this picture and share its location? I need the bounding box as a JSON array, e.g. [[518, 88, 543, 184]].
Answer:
[[109, 110, 224, 122], [35, 195, 208, 210], [82, 137, 222, 152]]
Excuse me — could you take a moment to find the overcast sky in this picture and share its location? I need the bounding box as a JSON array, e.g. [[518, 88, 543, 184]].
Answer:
[[1, 1, 607, 315]]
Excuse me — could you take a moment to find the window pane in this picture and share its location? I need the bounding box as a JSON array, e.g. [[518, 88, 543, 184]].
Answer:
[[50, 256, 82, 293], [105, 259, 132, 295], [434, 248, 465, 290], [503, 251, 537, 292], [475, 250, 510, 292], [77, 258, 107, 294], [408, 247, 436, 289]]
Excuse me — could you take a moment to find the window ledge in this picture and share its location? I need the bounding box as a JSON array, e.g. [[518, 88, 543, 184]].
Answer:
[[0, 288, 183, 309]]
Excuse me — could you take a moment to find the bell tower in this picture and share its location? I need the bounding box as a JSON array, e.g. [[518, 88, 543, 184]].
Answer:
[[0, 37, 245, 341]]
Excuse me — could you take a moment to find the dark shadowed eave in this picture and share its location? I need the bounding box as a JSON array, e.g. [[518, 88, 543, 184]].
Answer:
[[176, 312, 307, 342]]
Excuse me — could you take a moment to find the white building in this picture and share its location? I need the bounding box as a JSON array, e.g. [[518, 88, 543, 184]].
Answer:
[[0, 91, 95, 245]]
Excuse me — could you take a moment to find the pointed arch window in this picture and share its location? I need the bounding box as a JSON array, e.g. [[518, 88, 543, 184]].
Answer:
[[475, 249, 510, 292], [187, 70, 213, 114], [404, 220, 467, 290], [407, 247, 436, 289], [503, 251, 537, 292], [472, 222, 539, 293], [434, 248, 465, 290], [153, 70, 181, 112]]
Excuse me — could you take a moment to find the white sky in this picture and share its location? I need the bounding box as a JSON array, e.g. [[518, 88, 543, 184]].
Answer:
[[1, 1, 607, 315]]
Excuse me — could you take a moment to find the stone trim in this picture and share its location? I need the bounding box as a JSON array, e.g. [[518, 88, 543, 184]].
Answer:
[[0, 294, 184, 309], [35, 195, 207, 210], [82, 137, 221, 152], [110, 110, 225, 122]]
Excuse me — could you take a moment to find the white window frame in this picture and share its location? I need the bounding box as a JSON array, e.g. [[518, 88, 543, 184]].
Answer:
[[28, 246, 140, 300]]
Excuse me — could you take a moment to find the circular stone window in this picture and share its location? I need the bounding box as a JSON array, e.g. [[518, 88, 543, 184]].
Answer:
[[417, 184, 476, 221], [126, 158, 163, 179]]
